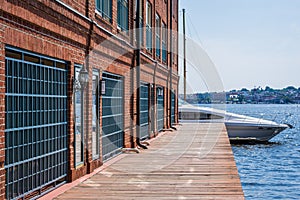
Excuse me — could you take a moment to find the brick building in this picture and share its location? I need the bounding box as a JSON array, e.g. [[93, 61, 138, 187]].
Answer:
[[0, 0, 178, 199]]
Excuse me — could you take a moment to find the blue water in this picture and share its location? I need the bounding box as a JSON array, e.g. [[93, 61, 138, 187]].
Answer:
[[226, 104, 300, 200]]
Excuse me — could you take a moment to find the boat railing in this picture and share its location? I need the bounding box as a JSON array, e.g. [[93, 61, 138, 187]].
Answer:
[[257, 113, 266, 125], [228, 111, 293, 126], [226, 112, 275, 125]]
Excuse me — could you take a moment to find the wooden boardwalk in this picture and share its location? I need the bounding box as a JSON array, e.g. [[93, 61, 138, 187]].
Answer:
[[51, 123, 244, 200]]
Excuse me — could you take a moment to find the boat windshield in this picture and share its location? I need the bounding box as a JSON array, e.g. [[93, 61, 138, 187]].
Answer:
[[178, 98, 189, 106]]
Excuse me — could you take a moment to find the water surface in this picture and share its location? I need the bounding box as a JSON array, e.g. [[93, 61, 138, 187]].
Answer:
[[226, 104, 300, 200]]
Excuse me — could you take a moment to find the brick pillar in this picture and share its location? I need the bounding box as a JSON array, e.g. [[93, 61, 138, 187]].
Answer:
[[67, 61, 75, 182], [86, 56, 93, 174], [0, 24, 6, 199]]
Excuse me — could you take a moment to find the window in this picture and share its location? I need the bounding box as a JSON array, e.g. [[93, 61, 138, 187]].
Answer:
[[156, 86, 164, 131], [102, 72, 124, 161], [155, 14, 161, 58], [117, 0, 129, 31], [74, 65, 84, 166], [162, 22, 167, 62], [95, 0, 112, 21], [92, 69, 100, 159], [5, 46, 68, 199], [146, 1, 152, 51], [135, 0, 144, 45]]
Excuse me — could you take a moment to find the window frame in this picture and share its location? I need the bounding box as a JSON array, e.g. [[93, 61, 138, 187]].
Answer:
[[117, 0, 129, 31], [146, 1, 152, 51], [95, 0, 112, 22], [155, 13, 161, 58], [92, 69, 100, 160], [74, 64, 84, 167], [162, 21, 167, 62], [135, 0, 144, 45]]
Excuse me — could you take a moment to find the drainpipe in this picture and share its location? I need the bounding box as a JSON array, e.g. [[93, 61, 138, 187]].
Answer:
[[183, 9, 187, 102], [85, 0, 89, 18], [153, 61, 158, 136], [136, 0, 148, 149], [169, 0, 176, 130]]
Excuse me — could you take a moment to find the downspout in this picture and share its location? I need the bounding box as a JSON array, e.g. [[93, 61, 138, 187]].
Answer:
[[165, 0, 169, 130], [183, 9, 187, 102], [136, 0, 148, 149], [153, 61, 158, 136], [169, 0, 176, 130], [85, 0, 89, 18]]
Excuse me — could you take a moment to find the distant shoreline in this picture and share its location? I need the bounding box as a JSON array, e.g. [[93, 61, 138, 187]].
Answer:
[[180, 86, 300, 104]]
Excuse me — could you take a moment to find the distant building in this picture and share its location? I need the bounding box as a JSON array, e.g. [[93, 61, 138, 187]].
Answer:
[[0, 0, 179, 198]]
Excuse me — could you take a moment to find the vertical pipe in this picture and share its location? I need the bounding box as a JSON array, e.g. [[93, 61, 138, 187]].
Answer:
[[169, 0, 174, 128], [165, 0, 169, 129], [136, 0, 147, 149], [183, 8, 187, 101], [85, 0, 89, 18]]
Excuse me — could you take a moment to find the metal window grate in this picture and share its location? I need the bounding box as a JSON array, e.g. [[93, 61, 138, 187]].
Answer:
[[102, 72, 124, 161], [140, 83, 149, 140], [156, 87, 164, 131], [5, 47, 68, 199]]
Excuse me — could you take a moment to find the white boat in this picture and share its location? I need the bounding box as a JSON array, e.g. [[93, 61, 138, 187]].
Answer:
[[179, 103, 291, 142]]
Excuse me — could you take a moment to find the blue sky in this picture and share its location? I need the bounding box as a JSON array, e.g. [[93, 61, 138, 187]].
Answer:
[[179, 0, 300, 92]]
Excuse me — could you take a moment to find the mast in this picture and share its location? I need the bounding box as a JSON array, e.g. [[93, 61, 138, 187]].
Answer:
[[183, 8, 187, 101]]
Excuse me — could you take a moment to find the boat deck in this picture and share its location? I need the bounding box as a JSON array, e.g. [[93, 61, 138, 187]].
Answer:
[[41, 123, 244, 200]]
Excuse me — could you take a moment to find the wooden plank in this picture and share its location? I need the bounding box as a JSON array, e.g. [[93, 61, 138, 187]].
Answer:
[[54, 123, 244, 199]]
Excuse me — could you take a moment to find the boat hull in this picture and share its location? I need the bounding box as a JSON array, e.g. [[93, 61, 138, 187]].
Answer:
[[178, 105, 290, 142], [225, 122, 287, 142]]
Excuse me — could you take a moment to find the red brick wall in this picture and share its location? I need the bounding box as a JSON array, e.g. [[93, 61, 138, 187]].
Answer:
[[0, 0, 90, 185], [0, 24, 6, 200], [0, 0, 179, 196], [60, 0, 87, 16]]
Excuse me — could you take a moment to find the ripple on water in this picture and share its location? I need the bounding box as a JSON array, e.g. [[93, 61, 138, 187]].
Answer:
[[229, 104, 300, 200]]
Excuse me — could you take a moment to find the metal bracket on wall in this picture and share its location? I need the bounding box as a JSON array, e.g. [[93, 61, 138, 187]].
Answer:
[[141, 141, 150, 146], [122, 148, 140, 154]]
